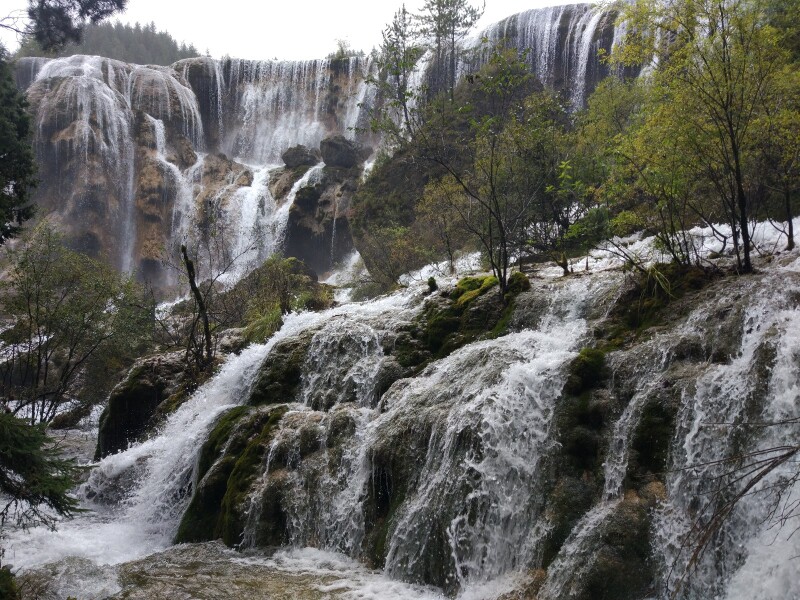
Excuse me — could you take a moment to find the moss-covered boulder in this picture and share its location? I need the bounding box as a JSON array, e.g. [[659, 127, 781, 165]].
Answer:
[[564, 348, 608, 396], [247, 331, 315, 405], [567, 495, 655, 600], [95, 351, 186, 459], [175, 404, 288, 545]]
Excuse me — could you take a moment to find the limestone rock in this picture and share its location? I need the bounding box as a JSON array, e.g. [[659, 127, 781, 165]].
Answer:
[[319, 135, 371, 168], [283, 165, 358, 276], [281, 144, 320, 168], [95, 351, 187, 459]]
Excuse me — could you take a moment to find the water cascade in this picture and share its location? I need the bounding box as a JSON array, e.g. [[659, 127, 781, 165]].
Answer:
[[468, 3, 628, 108], [6, 250, 800, 598]]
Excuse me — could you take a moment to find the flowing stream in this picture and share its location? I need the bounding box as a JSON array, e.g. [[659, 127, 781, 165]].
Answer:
[[5, 253, 800, 599]]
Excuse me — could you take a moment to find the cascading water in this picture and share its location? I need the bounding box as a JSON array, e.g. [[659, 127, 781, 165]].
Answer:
[[469, 3, 625, 108], [6, 246, 800, 598], [652, 267, 800, 600]]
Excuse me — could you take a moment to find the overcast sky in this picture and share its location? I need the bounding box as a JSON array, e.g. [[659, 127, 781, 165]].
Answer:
[[2, 0, 579, 60]]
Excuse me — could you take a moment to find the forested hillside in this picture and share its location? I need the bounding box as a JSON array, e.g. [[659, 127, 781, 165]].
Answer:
[[15, 20, 200, 65], [353, 0, 800, 296]]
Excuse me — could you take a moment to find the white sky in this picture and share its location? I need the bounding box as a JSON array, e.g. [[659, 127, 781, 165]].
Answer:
[[2, 0, 578, 61]]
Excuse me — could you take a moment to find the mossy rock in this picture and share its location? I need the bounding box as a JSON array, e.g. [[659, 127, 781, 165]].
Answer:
[[95, 351, 186, 460], [247, 331, 315, 405], [612, 264, 716, 332], [571, 496, 654, 600], [541, 477, 595, 566], [626, 399, 678, 487], [452, 275, 498, 306], [175, 404, 288, 545], [564, 348, 608, 396], [506, 271, 531, 295]]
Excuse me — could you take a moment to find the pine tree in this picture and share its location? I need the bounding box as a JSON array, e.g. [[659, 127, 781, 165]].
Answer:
[[0, 49, 35, 243]]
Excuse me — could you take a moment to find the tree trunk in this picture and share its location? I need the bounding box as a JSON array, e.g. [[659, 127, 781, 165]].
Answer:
[[181, 245, 212, 370]]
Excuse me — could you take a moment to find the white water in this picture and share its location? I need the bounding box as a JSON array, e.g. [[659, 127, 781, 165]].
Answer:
[[652, 269, 800, 599], [471, 3, 623, 108], [4, 309, 327, 571]]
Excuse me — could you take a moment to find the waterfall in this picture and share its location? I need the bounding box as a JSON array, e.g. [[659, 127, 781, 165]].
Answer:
[[652, 271, 800, 599], [3, 309, 330, 572], [469, 3, 625, 108], [22, 53, 373, 289]]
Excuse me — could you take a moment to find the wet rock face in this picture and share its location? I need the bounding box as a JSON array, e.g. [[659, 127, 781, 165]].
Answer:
[[319, 135, 371, 169], [95, 351, 187, 459], [282, 165, 359, 276], [17, 55, 374, 295], [282, 144, 321, 168]]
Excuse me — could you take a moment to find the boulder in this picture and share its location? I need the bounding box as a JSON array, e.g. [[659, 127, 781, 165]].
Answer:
[[319, 135, 371, 168], [281, 144, 320, 168], [95, 351, 186, 459]]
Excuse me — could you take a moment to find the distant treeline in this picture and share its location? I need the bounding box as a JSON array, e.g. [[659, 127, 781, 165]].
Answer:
[[16, 21, 200, 66]]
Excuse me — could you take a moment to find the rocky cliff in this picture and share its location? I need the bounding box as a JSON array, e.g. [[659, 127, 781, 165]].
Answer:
[[13, 3, 627, 295], [15, 54, 375, 295]]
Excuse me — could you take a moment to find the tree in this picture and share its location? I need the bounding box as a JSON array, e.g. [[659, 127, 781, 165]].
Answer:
[[752, 68, 800, 250], [1, 0, 128, 52], [372, 5, 425, 138], [0, 412, 81, 532], [414, 48, 566, 298], [618, 0, 787, 273], [0, 224, 153, 425], [0, 49, 36, 243], [417, 177, 470, 273], [15, 20, 200, 65], [417, 0, 484, 100]]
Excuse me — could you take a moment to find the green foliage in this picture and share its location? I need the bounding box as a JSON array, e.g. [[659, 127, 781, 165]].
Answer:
[[16, 20, 199, 65], [0, 412, 82, 532], [611, 0, 790, 272], [234, 256, 332, 343], [25, 0, 128, 52], [565, 348, 608, 396], [453, 274, 497, 306], [0, 224, 154, 424], [370, 4, 424, 137], [0, 51, 35, 243], [417, 0, 484, 99]]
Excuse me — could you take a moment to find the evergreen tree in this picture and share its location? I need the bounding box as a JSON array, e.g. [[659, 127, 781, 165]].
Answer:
[[0, 48, 35, 243], [0, 412, 81, 532], [16, 20, 200, 65], [417, 0, 484, 99], [26, 0, 127, 52]]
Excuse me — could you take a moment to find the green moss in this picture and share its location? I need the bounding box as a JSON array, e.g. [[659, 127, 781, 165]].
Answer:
[[565, 348, 608, 396], [197, 406, 251, 480], [174, 405, 288, 545], [216, 406, 288, 546], [506, 271, 531, 295], [248, 332, 313, 405], [453, 275, 498, 306], [425, 307, 462, 354], [489, 299, 516, 338]]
